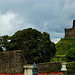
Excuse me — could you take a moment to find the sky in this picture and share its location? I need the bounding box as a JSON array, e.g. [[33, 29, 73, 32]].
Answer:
[[0, 0, 75, 43]]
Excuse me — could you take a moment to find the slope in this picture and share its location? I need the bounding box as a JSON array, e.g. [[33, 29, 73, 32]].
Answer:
[[51, 37, 75, 62]]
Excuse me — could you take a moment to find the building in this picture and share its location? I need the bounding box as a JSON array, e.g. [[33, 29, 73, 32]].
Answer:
[[65, 20, 75, 38]]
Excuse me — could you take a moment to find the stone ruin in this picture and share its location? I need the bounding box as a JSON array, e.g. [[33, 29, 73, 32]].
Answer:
[[0, 50, 27, 73], [0, 50, 66, 74], [36, 62, 61, 73], [65, 20, 75, 38]]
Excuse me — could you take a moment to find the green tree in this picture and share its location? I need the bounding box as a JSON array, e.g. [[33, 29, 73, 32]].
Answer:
[[66, 48, 75, 61], [2, 28, 56, 63], [0, 35, 9, 51], [0, 36, 4, 51], [0, 47, 3, 51]]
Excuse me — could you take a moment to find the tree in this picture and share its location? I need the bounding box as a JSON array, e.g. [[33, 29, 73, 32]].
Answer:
[[0, 35, 9, 51], [66, 48, 75, 61], [0, 36, 4, 51], [0, 47, 3, 52], [1, 28, 56, 63]]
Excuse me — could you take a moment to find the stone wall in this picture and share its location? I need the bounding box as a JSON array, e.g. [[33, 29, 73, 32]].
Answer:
[[65, 28, 75, 37], [65, 20, 75, 38], [37, 62, 61, 73], [0, 50, 27, 73]]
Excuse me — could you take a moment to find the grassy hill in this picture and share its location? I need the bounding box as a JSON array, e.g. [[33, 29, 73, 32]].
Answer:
[[51, 37, 75, 62], [50, 37, 75, 75]]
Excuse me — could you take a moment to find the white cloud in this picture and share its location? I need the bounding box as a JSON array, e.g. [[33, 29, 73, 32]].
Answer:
[[51, 38, 61, 44], [0, 0, 75, 43], [0, 12, 15, 35], [0, 11, 35, 36], [0, 12, 24, 35]]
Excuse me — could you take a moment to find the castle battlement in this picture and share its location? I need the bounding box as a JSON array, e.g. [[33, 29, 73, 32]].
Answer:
[[65, 20, 75, 38]]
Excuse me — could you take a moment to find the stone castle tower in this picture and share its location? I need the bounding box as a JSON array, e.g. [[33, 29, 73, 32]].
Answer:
[[65, 20, 75, 38]]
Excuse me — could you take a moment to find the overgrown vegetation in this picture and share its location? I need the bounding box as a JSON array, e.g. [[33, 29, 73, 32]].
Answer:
[[0, 28, 75, 74], [47, 64, 61, 72], [51, 38, 75, 74], [51, 38, 75, 62], [0, 28, 56, 64], [67, 61, 75, 75]]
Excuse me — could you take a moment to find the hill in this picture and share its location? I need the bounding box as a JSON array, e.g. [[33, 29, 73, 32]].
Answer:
[[51, 37, 75, 62], [50, 37, 75, 75]]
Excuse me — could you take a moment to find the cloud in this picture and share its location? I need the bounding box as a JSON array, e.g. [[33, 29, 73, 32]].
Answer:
[[0, 0, 75, 43], [51, 38, 61, 44], [0, 11, 35, 36], [0, 12, 15, 35]]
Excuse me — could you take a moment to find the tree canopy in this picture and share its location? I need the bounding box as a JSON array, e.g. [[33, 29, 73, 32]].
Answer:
[[51, 38, 75, 62], [66, 48, 75, 61], [0, 28, 56, 63]]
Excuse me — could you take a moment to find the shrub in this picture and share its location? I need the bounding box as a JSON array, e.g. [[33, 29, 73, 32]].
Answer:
[[66, 48, 75, 61], [67, 61, 75, 74]]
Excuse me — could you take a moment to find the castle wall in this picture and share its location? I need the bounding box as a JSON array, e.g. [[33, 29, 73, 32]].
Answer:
[[65, 28, 75, 38], [0, 50, 27, 73], [37, 62, 61, 73], [65, 20, 75, 38]]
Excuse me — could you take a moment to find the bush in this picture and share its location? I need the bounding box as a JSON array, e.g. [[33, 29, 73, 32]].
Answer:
[[61, 37, 75, 40], [67, 61, 75, 74], [66, 48, 75, 61]]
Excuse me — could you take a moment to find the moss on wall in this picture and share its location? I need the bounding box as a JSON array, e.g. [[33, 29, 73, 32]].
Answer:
[[0, 50, 27, 73]]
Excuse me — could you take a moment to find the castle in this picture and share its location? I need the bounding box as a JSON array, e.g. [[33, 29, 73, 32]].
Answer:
[[65, 20, 75, 38]]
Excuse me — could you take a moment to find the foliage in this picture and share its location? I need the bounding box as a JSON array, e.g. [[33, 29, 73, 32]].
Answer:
[[50, 55, 67, 62], [67, 61, 75, 74], [0, 47, 3, 52], [37, 62, 61, 73], [66, 48, 75, 61], [50, 38, 75, 75], [68, 73, 75, 75], [47, 64, 61, 72], [0, 36, 6, 51], [61, 37, 75, 40], [0, 28, 56, 64], [51, 37, 75, 62]]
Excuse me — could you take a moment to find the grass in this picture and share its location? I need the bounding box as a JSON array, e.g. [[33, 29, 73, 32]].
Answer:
[[68, 73, 75, 75], [51, 38, 75, 75]]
